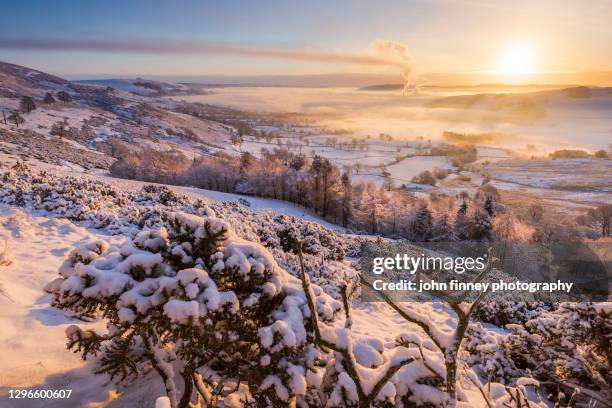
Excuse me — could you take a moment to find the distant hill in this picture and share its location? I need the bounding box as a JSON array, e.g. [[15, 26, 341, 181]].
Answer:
[[0, 61, 69, 97], [358, 84, 403, 91], [358, 83, 582, 92], [73, 78, 208, 96]]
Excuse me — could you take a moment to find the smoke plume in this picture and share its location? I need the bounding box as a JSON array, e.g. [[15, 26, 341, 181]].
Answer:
[[0, 37, 415, 90], [370, 40, 414, 95]]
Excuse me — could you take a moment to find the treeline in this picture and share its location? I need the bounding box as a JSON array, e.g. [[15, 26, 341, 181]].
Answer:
[[442, 130, 505, 145], [110, 147, 536, 242], [549, 149, 609, 159], [429, 143, 478, 167]]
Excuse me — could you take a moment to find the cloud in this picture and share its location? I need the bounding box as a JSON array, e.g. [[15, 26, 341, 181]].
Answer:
[[0, 38, 410, 69]]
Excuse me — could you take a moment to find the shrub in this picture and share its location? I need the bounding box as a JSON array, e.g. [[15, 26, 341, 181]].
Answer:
[[56, 91, 72, 102], [430, 143, 477, 166], [19, 95, 36, 113], [549, 149, 590, 159], [0, 237, 13, 266], [411, 170, 436, 186], [45, 211, 343, 407], [43, 92, 56, 104], [8, 111, 25, 127], [594, 149, 609, 159], [469, 302, 612, 406], [432, 167, 449, 180]]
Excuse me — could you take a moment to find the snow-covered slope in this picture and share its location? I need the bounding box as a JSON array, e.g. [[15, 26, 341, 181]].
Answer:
[[0, 160, 609, 407]]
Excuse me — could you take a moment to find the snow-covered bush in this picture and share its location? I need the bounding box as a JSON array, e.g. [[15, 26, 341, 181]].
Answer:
[[474, 301, 554, 326], [46, 211, 344, 407], [504, 302, 611, 405], [0, 165, 361, 265], [466, 302, 611, 406], [264, 214, 346, 261]]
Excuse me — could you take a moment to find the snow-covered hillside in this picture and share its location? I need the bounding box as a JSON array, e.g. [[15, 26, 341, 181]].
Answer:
[[0, 160, 609, 407]]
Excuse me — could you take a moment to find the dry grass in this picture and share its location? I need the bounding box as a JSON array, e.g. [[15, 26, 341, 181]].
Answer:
[[0, 238, 13, 266]]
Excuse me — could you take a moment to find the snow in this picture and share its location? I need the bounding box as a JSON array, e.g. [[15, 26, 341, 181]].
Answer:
[[163, 299, 200, 323], [0, 161, 605, 407], [155, 396, 172, 408], [0, 205, 113, 406]]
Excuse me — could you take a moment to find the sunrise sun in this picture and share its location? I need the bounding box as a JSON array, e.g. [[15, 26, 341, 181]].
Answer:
[[500, 44, 535, 75]]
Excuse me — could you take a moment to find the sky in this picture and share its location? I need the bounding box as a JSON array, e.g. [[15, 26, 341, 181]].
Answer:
[[0, 0, 611, 82]]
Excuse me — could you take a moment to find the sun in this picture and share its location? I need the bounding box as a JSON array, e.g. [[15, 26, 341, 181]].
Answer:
[[500, 44, 534, 75]]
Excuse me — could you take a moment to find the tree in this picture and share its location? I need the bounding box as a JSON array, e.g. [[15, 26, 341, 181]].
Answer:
[[412, 203, 432, 241], [527, 203, 544, 224], [431, 212, 452, 242], [229, 134, 243, 147], [452, 200, 470, 241], [319, 159, 340, 218], [483, 196, 495, 217], [387, 191, 411, 236], [360, 246, 497, 402], [308, 155, 324, 213], [340, 172, 352, 227], [8, 111, 25, 127], [50, 118, 68, 139], [381, 169, 394, 191], [19, 96, 36, 113], [354, 183, 387, 234], [289, 154, 306, 170], [238, 151, 254, 174], [470, 210, 492, 241], [56, 91, 72, 102], [43, 92, 56, 104], [591, 204, 612, 237], [594, 149, 609, 159], [298, 246, 414, 408]]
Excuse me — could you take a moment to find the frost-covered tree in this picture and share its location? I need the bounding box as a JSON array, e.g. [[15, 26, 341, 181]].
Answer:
[[19, 95, 36, 113], [588, 204, 612, 237], [483, 196, 495, 217], [238, 151, 254, 175], [340, 172, 353, 228], [51, 119, 68, 139], [411, 203, 432, 241], [452, 200, 470, 241], [431, 212, 452, 242], [361, 247, 499, 403], [353, 183, 388, 234], [470, 210, 492, 242], [309, 155, 339, 218]]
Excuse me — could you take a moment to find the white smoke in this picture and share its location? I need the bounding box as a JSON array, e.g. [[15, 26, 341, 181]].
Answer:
[[370, 40, 415, 95]]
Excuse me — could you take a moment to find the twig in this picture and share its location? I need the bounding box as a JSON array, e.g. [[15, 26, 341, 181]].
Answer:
[[297, 241, 413, 408]]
